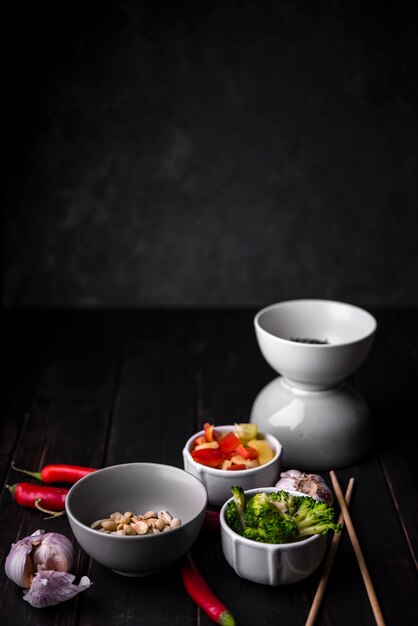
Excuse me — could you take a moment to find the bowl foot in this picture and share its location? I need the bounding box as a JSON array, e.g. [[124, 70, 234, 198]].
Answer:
[[250, 376, 373, 471], [112, 568, 162, 577]]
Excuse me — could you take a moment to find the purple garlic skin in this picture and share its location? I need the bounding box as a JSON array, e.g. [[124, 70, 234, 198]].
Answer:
[[276, 469, 333, 506], [23, 571, 92, 608]]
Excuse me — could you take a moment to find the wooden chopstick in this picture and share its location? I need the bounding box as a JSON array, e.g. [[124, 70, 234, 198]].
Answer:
[[305, 477, 355, 626], [329, 470, 386, 626]]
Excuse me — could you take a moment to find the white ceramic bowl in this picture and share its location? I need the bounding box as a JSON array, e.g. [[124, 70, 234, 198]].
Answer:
[[66, 463, 207, 576], [254, 299, 377, 390], [220, 487, 327, 585], [182, 426, 282, 506]]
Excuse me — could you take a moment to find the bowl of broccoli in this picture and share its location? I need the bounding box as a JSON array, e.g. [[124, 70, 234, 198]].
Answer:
[[220, 486, 340, 585]]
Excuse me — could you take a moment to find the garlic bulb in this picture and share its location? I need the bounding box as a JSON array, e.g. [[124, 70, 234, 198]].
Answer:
[[5, 529, 91, 608], [276, 469, 333, 506], [32, 532, 73, 572], [5, 530, 73, 587]]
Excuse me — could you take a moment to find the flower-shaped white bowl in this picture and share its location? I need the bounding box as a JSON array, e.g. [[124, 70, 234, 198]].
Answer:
[[182, 426, 282, 506], [254, 299, 377, 390], [66, 463, 207, 577], [220, 487, 327, 586]]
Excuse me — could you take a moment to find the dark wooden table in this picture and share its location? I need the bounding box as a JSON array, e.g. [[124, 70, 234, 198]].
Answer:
[[1, 308, 417, 626]]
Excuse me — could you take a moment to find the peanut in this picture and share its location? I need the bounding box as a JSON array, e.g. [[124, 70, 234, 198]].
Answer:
[[155, 518, 166, 531], [101, 520, 118, 531], [131, 520, 149, 535], [158, 510, 172, 524], [91, 508, 181, 535], [170, 518, 181, 528], [91, 519, 108, 529]]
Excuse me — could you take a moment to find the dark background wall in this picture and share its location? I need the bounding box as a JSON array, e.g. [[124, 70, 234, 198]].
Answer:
[[2, 0, 418, 308]]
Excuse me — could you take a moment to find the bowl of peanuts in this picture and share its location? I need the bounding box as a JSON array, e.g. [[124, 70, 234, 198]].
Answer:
[[65, 462, 207, 576]]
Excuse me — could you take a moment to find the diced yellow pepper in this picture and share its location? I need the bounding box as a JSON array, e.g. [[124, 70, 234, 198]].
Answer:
[[230, 454, 248, 465], [234, 423, 258, 443], [243, 458, 260, 469], [247, 439, 274, 465], [194, 441, 220, 451], [230, 454, 260, 469]]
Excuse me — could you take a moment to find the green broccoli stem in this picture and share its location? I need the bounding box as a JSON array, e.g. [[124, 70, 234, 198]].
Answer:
[[295, 517, 329, 530], [297, 523, 340, 537]]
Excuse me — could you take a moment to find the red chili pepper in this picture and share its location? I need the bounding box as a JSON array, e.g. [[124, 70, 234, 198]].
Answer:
[[191, 448, 224, 468], [218, 431, 240, 455], [181, 553, 236, 626], [234, 443, 258, 460], [7, 482, 69, 516], [12, 460, 96, 484]]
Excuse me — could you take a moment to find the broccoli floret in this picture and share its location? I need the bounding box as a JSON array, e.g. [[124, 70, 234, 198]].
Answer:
[[243, 492, 297, 544], [267, 491, 340, 537], [224, 487, 340, 544], [267, 490, 304, 517], [231, 486, 246, 528], [292, 496, 341, 538], [224, 486, 246, 535], [243, 492, 268, 525], [224, 501, 244, 535]]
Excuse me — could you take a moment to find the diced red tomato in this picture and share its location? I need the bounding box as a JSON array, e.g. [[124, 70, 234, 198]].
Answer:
[[247, 447, 259, 459], [235, 443, 259, 460], [219, 431, 240, 455], [191, 448, 223, 468], [227, 463, 246, 471]]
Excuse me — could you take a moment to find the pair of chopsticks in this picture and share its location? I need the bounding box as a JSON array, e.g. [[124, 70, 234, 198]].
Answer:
[[305, 471, 386, 626]]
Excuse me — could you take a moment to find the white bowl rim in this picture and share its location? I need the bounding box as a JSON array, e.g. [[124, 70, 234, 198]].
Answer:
[[65, 461, 208, 539], [220, 486, 324, 548], [254, 299, 377, 348], [183, 426, 282, 476]]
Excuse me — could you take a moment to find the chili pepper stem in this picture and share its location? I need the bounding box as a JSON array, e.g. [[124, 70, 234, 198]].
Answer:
[[181, 553, 236, 626], [34, 498, 67, 519], [11, 460, 42, 481]]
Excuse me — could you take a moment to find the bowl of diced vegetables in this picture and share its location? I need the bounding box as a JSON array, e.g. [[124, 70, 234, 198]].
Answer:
[[182, 423, 282, 506], [220, 485, 341, 585]]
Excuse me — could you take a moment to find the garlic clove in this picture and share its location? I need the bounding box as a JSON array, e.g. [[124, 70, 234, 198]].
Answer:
[[282, 469, 303, 478], [5, 530, 74, 590], [32, 532, 73, 572], [5, 529, 46, 588], [276, 469, 333, 506], [5, 529, 91, 608], [22, 570, 92, 608]]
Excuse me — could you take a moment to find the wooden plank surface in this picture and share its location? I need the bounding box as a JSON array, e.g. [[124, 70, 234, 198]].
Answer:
[[78, 310, 197, 626], [0, 310, 126, 626], [0, 309, 417, 626]]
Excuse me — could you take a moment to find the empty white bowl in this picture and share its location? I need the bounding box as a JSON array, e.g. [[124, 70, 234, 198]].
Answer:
[[254, 299, 377, 390], [66, 463, 207, 576], [182, 426, 282, 506], [220, 487, 327, 585]]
